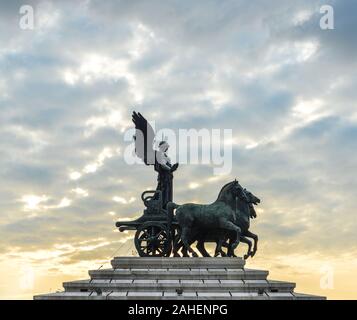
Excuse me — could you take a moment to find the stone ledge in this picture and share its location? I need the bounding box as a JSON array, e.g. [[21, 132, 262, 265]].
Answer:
[[111, 257, 245, 269], [88, 268, 269, 280], [34, 290, 325, 300], [293, 292, 326, 300], [34, 257, 325, 300], [62, 278, 296, 293]]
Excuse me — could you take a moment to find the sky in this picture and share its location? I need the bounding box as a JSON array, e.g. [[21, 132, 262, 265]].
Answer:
[[0, 0, 356, 299]]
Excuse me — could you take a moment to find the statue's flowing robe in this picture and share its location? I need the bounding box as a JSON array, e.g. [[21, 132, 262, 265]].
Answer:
[[155, 151, 173, 209]]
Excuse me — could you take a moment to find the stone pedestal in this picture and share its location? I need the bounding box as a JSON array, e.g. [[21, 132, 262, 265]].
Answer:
[[34, 257, 325, 300]]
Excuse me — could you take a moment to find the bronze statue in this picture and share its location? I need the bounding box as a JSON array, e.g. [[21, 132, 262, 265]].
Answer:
[[172, 185, 260, 259], [132, 111, 178, 209], [169, 180, 260, 258], [117, 112, 260, 259]]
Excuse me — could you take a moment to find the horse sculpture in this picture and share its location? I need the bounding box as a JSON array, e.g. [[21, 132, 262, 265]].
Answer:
[[168, 180, 260, 258]]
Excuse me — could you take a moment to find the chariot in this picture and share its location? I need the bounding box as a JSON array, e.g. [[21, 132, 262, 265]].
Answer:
[[116, 190, 179, 257]]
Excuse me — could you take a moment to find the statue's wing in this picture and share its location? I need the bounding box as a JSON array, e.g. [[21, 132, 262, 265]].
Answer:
[[132, 111, 156, 165]]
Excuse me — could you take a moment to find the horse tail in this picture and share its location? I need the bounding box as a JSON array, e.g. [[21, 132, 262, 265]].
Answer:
[[167, 201, 179, 223], [172, 226, 182, 256], [167, 201, 181, 256]]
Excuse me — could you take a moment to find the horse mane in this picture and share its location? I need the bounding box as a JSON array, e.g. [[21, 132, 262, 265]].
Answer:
[[215, 180, 234, 202]]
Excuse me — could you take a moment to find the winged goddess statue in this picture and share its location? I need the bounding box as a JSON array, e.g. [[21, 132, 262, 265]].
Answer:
[[132, 111, 179, 209]]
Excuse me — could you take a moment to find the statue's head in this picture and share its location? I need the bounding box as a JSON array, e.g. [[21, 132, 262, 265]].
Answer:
[[159, 141, 169, 152]]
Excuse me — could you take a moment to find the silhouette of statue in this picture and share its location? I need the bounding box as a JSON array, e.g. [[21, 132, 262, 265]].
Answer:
[[132, 112, 178, 209]]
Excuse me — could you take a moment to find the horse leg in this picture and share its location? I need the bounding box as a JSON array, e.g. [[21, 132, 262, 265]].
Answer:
[[220, 244, 228, 257], [181, 227, 199, 257], [240, 236, 252, 260], [219, 220, 241, 250], [245, 230, 258, 257], [181, 245, 188, 257], [214, 238, 226, 257], [216, 236, 231, 256], [181, 236, 196, 257], [214, 239, 226, 257], [172, 229, 182, 257], [176, 239, 189, 257], [226, 238, 236, 257], [196, 240, 211, 257], [219, 240, 228, 257], [173, 231, 189, 257], [173, 238, 182, 257]]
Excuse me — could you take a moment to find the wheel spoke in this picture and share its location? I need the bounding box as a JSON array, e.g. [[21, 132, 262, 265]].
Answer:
[[150, 227, 156, 237], [155, 230, 164, 238], [135, 224, 171, 257]]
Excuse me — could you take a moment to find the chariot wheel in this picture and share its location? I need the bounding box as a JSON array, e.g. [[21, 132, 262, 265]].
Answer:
[[134, 222, 172, 257]]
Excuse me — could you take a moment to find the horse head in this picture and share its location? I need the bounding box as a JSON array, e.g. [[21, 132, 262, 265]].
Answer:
[[243, 188, 260, 205], [231, 180, 249, 203], [216, 179, 250, 210]]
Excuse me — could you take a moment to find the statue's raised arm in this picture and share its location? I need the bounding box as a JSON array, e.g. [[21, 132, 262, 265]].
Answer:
[[132, 111, 156, 165]]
